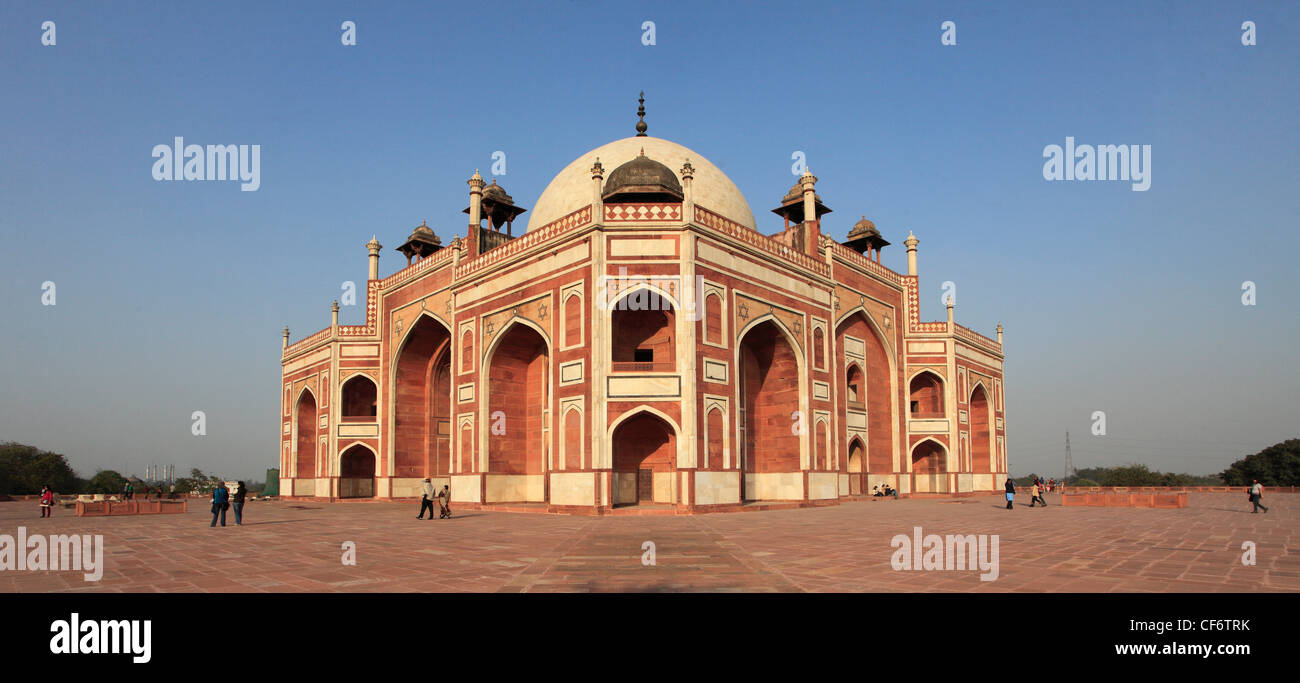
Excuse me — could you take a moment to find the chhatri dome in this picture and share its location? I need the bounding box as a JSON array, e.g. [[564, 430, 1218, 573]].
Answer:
[[526, 96, 757, 231]]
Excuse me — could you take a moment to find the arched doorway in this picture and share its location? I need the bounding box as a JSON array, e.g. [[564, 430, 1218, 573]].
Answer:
[[739, 319, 801, 501], [339, 445, 376, 498], [394, 316, 452, 480], [486, 321, 549, 501], [611, 411, 677, 506], [847, 438, 864, 495], [295, 389, 317, 479], [970, 385, 991, 474], [911, 439, 948, 493], [835, 310, 895, 479]]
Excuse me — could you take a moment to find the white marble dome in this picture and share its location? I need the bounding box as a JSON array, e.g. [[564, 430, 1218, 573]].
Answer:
[[525, 136, 757, 232]]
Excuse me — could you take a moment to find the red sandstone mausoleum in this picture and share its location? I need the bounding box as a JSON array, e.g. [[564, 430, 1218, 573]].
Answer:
[[279, 103, 1009, 511]]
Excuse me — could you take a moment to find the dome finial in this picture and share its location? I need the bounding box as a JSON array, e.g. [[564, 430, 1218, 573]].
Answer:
[[635, 91, 648, 137]]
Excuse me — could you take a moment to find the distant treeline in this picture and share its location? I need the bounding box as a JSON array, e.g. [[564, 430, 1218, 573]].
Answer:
[[1016, 438, 1300, 487], [0, 442, 264, 495]]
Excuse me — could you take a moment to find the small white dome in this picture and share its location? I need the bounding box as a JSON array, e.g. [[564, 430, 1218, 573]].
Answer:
[[526, 136, 757, 232]]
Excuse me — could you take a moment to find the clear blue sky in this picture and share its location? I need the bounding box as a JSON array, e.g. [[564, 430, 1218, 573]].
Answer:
[[1, 1, 1296, 483]]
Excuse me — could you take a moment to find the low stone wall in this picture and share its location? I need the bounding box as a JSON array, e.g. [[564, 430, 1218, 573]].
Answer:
[[76, 500, 188, 517], [1058, 486, 1296, 494], [1061, 492, 1188, 508]]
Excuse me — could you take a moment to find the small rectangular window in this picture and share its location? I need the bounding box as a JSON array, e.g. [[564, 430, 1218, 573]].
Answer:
[[634, 348, 654, 363]]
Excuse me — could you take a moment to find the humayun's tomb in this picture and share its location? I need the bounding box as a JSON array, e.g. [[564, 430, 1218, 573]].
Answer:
[[279, 98, 1009, 512]]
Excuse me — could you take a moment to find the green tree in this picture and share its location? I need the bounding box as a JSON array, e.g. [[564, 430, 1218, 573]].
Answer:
[[1220, 439, 1300, 486], [1098, 464, 1162, 486], [0, 442, 79, 494], [173, 468, 217, 495], [87, 470, 127, 494]]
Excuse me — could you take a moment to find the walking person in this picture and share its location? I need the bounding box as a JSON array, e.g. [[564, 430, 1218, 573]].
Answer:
[[210, 481, 229, 527], [417, 478, 436, 520], [1249, 479, 1269, 514], [437, 485, 452, 519], [39, 485, 54, 518], [232, 481, 247, 525], [1005, 477, 1015, 509], [1029, 480, 1047, 507]]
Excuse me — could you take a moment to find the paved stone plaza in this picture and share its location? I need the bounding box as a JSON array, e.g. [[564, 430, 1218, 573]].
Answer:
[[0, 492, 1293, 593]]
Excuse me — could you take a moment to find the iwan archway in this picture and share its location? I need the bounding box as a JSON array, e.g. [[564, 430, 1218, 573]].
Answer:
[[482, 318, 551, 503], [339, 443, 376, 498], [610, 408, 679, 506], [736, 315, 807, 502]]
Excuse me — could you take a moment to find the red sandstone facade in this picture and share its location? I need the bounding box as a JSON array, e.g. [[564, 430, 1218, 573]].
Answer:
[[279, 130, 1008, 511]]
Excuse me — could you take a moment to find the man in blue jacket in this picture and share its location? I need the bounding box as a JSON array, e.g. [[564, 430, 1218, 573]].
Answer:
[[210, 482, 230, 527]]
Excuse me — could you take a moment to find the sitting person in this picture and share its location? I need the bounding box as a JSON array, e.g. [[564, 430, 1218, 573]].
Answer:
[[882, 484, 898, 499], [872, 485, 884, 497]]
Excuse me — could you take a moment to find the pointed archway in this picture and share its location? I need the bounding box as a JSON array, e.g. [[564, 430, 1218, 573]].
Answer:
[[339, 444, 376, 498], [611, 410, 678, 506], [393, 315, 452, 480], [738, 318, 802, 501], [341, 375, 378, 419], [911, 438, 949, 493], [847, 438, 864, 495], [970, 384, 992, 474], [485, 320, 550, 501], [835, 309, 896, 488], [294, 389, 317, 479], [610, 286, 676, 372]]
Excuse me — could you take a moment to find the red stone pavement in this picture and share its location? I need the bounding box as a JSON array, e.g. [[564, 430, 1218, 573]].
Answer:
[[0, 492, 1293, 593]]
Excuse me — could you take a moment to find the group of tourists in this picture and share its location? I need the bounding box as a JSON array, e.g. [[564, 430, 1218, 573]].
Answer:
[[870, 484, 898, 499], [418, 478, 452, 519], [1004, 476, 1050, 509], [209, 481, 247, 527]]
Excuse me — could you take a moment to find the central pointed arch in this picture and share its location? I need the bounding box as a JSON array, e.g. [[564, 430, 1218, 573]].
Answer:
[[910, 437, 949, 493], [481, 317, 551, 488], [391, 312, 453, 480], [969, 382, 992, 474], [293, 386, 318, 479], [735, 313, 807, 501], [834, 307, 898, 493], [339, 442, 377, 498], [608, 406, 681, 506], [609, 282, 679, 373]]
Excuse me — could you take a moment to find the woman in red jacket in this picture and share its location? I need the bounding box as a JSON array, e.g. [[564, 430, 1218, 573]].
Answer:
[[39, 485, 54, 518]]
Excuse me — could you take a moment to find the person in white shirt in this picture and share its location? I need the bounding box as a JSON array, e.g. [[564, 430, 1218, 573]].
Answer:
[[417, 478, 436, 520], [1249, 479, 1269, 514]]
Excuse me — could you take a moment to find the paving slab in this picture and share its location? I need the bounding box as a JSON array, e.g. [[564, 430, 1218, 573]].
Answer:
[[0, 492, 1290, 592]]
